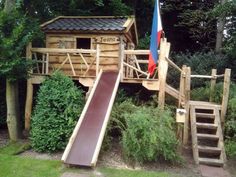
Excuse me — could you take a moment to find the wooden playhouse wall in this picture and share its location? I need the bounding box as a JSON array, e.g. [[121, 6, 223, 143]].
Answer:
[[45, 33, 125, 76]]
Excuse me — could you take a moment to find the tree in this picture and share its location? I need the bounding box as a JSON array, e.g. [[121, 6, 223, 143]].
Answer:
[[161, 0, 219, 52], [0, 0, 39, 140], [215, 0, 227, 53]]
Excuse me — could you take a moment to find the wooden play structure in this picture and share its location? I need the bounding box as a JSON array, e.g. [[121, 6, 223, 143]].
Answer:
[[24, 16, 231, 167]]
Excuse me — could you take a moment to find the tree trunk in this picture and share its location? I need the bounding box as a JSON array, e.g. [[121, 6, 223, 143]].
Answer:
[[4, 0, 21, 141], [6, 80, 21, 141], [215, 0, 226, 53]]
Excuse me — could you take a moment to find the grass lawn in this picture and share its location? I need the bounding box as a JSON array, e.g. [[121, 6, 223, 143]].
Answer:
[[0, 142, 180, 177]]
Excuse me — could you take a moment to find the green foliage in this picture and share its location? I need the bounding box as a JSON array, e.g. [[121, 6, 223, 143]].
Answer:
[[0, 10, 41, 81], [30, 72, 84, 152], [171, 51, 228, 87], [122, 107, 180, 163], [137, 33, 150, 49], [225, 97, 236, 140], [107, 0, 132, 16], [225, 140, 236, 159]]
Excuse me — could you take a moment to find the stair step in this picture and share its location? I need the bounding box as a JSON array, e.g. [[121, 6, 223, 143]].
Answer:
[[198, 157, 223, 166], [196, 123, 218, 129], [197, 133, 219, 140], [198, 145, 221, 153], [196, 113, 215, 119]]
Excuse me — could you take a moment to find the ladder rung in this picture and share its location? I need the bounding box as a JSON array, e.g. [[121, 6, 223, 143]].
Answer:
[[198, 157, 223, 166], [198, 145, 221, 153], [196, 113, 215, 119], [196, 123, 218, 129], [197, 133, 219, 140]]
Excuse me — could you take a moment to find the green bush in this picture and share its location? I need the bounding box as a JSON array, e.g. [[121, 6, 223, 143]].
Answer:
[[225, 140, 236, 158], [121, 107, 180, 163], [30, 72, 84, 152], [225, 97, 236, 140]]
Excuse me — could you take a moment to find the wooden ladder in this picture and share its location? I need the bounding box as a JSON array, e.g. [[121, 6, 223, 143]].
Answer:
[[190, 104, 226, 167]]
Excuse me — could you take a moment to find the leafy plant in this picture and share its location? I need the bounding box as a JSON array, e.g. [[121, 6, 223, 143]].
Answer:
[[225, 140, 236, 158], [121, 107, 180, 163], [30, 72, 84, 152]]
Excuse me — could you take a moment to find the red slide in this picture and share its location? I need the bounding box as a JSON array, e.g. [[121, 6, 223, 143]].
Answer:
[[62, 71, 120, 167]]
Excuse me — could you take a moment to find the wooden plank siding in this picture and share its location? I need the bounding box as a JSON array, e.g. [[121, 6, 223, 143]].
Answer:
[[44, 34, 122, 77]]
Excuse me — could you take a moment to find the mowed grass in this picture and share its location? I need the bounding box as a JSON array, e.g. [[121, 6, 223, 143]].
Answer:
[[0, 154, 62, 177], [0, 142, 63, 177], [0, 142, 177, 177]]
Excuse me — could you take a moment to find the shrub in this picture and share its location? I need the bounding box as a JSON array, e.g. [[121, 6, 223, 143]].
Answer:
[[225, 140, 236, 158], [30, 72, 84, 152], [121, 107, 180, 163], [225, 97, 236, 140]]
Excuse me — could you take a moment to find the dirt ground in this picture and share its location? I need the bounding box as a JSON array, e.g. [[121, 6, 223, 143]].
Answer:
[[1, 128, 236, 177]]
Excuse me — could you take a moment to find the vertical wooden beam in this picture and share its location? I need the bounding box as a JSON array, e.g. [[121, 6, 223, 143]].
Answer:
[[177, 65, 186, 144], [210, 69, 217, 102], [221, 68, 231, 124], [178, 65, 187, 108], [183, 67, 191, 145], [158, 38, 170, 109], [46, 53, 49, 74], [120, 42, 124, 82], [25, 43, 33, 132], [96, 44, 100, 76]]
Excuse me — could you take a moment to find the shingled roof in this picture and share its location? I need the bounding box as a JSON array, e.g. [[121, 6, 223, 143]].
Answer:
[[41, 16, 133, 32]]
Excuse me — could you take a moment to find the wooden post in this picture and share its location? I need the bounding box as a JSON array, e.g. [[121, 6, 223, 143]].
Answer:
[[96, 44, 100, 76], [183, 67, 191, 145], [221, 68, 231, 124], [178, 65, 187, 108], [158, 38, 170, 109], [177, 65, 186, 144], [210, 69, 217, 102], [119, 40, 124, 82], [46, 53, 49, 74], [25, 43, 33, 132]]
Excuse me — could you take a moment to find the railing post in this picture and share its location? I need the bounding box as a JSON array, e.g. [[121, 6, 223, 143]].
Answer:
[[183, 66, 191, 145], [96, 44, 100, 76], [158, 38, 170, 109], [179, 65, 187, 108], [46, 53, 49, 74], [120, 42, 124, 82], [210, 69, 217, 102], [221, 68, 231, 124]]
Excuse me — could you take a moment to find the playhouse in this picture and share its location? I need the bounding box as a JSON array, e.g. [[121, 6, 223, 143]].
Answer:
[[25, 16, 231, 167]]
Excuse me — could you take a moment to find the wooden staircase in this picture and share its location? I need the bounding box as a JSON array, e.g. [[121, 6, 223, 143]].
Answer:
[[190, 102, 226, 167]]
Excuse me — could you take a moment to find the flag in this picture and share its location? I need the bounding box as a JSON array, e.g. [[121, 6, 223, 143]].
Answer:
[[148, 0, 163, 76]]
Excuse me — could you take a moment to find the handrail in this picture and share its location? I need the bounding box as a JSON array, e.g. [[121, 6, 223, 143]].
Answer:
[[124, 49, 160, 55], [165, 57, 182, 73], [31, 48, 96, 54], [191, 74, 224, 79]]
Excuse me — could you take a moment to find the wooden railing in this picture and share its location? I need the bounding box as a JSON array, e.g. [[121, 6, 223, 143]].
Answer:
[[29, 45, 100, 77], [122, 49, 151, 80]]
